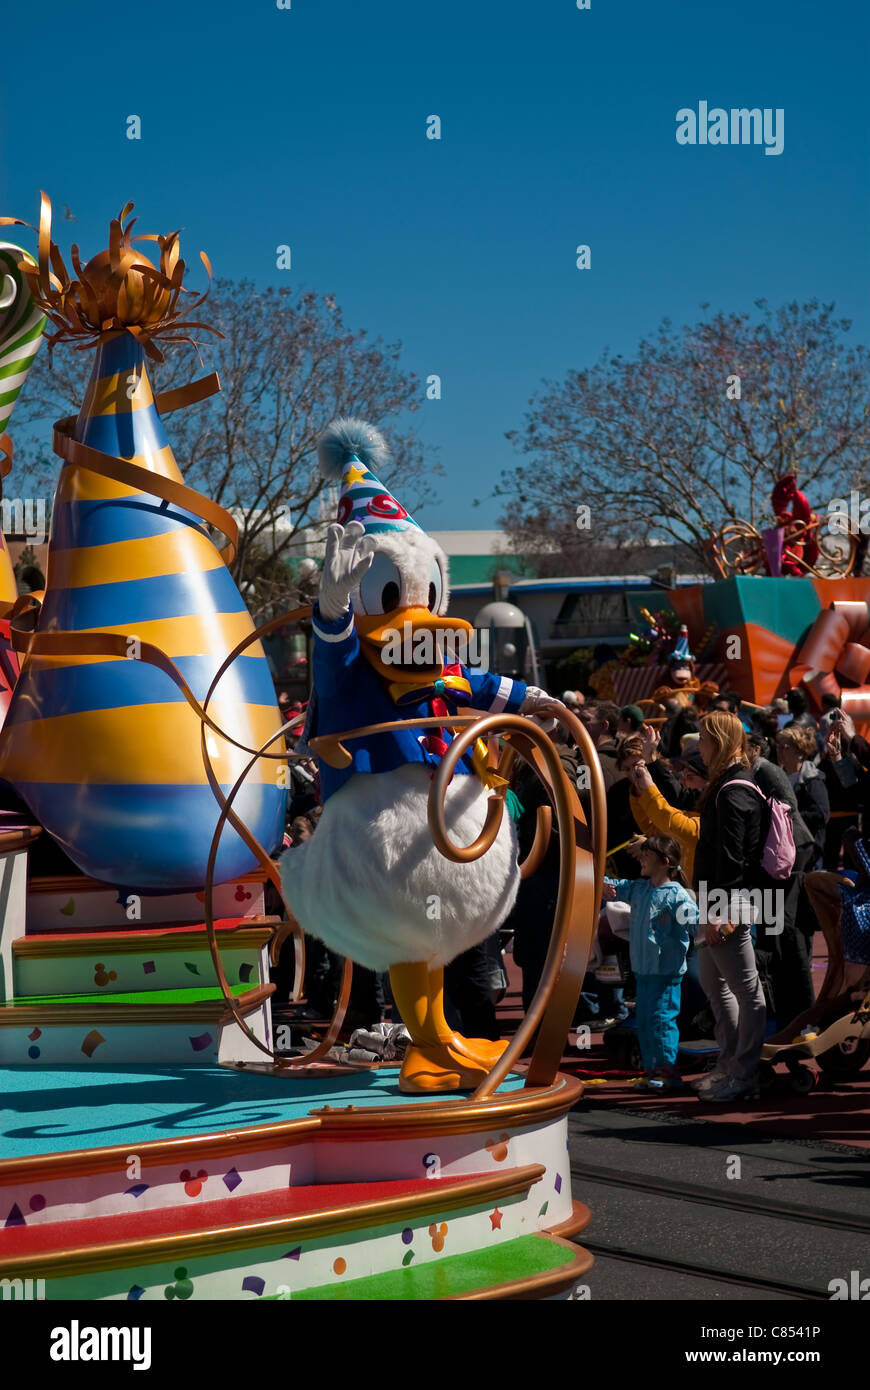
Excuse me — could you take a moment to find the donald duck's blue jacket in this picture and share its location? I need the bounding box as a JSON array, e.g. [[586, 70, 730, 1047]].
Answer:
[[308, 603, 528, 802]]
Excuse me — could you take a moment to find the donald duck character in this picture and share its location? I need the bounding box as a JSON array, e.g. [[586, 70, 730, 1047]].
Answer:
[[280, 418, 564, 1093]]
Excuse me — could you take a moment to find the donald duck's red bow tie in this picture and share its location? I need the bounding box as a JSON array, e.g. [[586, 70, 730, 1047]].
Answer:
[[388, 663, 508, 790], [387, 662, 472, 709]]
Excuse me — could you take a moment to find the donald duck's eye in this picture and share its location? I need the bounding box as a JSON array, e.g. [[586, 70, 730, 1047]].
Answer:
[[428, 561, 443, 612], [358, 553, 403, 615]]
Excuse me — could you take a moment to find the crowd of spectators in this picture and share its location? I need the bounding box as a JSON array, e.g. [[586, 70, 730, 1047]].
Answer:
[[508, 685, 870, 1100], [272, 679, 870, 1095]]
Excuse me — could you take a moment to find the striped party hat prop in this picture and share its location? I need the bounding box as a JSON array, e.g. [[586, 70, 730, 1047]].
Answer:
[[318, 417, 422, 535], [0, 241, 46, 609], [0, 242, 45, 437], [0, 203, 284, 891]]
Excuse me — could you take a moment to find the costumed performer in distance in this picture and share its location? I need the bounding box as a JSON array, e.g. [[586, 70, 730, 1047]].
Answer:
[[281, 418, 565, 1093]]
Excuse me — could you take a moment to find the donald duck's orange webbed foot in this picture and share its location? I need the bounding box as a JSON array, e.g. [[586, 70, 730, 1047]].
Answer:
[[390, 962, 510, 1093], [449, 1035, 509, 1068], [398, 1040, 493, 1094]]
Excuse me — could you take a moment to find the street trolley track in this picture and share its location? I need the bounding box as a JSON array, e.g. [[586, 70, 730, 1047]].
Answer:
[[571, 1161, 870, 1235], [581, 1245, 828, 1300]]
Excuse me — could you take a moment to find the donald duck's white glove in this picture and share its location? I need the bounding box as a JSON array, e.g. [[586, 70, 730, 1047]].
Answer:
[[318, 521, 375, 621], [519, 686, 567, 732]]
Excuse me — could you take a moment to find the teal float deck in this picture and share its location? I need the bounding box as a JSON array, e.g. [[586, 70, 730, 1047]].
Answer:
[[0, 1066, 527, 1160]]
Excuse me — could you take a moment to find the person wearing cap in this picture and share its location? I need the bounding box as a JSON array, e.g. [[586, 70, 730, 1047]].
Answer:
[[617, 704, 645, 736]]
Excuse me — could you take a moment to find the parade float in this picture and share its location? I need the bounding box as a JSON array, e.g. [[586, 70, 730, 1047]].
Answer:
[[0, 198, 603, 1301], [594, 474, 870, 734]]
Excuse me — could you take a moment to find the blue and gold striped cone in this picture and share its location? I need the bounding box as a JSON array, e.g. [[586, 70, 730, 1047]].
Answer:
[[0, 330, 285, 890]]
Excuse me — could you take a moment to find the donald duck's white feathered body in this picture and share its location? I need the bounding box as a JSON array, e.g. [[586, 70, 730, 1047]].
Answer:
[[280, 419, 562, 1091]]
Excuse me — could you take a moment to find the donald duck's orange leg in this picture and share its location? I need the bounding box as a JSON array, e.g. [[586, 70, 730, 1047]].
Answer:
[[391, 961, 508, 1094]]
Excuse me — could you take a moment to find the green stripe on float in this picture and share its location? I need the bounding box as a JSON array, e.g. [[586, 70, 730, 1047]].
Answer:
[[288, 1235, 578, 1301], [2, 983, 255, 1008]]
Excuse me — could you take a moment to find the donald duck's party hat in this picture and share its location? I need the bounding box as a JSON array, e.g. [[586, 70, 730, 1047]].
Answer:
[[319, 417, 423, 536]]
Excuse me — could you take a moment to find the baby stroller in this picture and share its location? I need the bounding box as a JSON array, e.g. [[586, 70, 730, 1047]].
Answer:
[[760, 870, 870, 1094]]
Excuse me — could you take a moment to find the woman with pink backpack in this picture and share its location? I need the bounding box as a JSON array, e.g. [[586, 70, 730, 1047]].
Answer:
[[692, 711, 781, 1102]]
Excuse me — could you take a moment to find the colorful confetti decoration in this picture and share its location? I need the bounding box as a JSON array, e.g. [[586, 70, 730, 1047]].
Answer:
[[284, 1247, 302, 1261], [489, 1208, 503, 1231], [27, 1045, 40, 1059], [5, 1203, 25, 1227], [29, 1194, 46, 1212], [332, 1258, 347, 1276], [180, 1168, 208, 1198], [164, 1267, 194, 1300], [81, 1029, 106, 1058], [402, 1251, 415, 1267], [142, 961, 156, 975], [183, 962, 200, 976], [223, 1167, 242, 1192], [485, 1134, 510, 1163], [28, 1027, 41, 1041], [554, 1173, 563, 1194], [538, 1201, 549, 1217], [127, 1286, 145, 1301], [241, 1275, 265, 1296], [428, 1222, 448, 1253], [188, 1032, 213, 1053], [59, 899, 75, 916], [125, 1184, 150, 1199], [401, 1228, 413, 1245]]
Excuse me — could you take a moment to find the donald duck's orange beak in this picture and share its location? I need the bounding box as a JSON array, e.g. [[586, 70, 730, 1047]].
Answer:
[[355, 607, 474, 683]]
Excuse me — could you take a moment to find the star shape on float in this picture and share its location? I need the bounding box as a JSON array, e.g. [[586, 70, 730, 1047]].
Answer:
[[489, 1207, 503, 1231], [343, 463, 369, 486]]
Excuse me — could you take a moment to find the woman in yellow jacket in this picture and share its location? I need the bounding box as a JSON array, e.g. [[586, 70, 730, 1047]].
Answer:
[[627, 761, 701, 883]]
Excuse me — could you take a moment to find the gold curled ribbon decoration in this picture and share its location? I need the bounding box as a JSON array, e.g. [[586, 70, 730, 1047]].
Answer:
[[51, 372, 237, 565], [5, 360, 349, 1067], [1, 194, 219, 363], [312, 706, 606, 1096], [9, 600, 356, 1070], [11, 362, 608, 1087], [790, 600, 870, 724], [0, 433, 13, 481]]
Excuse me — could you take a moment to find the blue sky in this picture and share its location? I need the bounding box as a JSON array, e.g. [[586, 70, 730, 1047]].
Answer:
[[1, 0, 867, 528]]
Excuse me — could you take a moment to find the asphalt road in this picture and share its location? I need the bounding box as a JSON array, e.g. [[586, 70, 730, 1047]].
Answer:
[[568, 1100, 870, 1301]]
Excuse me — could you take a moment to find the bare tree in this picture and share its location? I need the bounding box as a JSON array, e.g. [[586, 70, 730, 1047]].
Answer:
[[12, 280, 432, 617], [502, 300, 870, 575]]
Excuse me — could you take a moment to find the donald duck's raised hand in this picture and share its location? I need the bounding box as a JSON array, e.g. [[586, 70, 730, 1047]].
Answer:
[[318, 520, 375, 620], [519, 686, 567, 733]]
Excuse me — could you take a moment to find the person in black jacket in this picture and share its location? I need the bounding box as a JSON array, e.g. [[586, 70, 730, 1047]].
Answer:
[[819, 716, 863, 869], [692, 711, 768, 1102], [774, 725, 829, 868], [763, 725, 829, 1026]]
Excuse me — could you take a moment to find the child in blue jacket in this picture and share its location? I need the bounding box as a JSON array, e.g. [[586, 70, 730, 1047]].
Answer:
[[603, 835, 697, 1090]]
